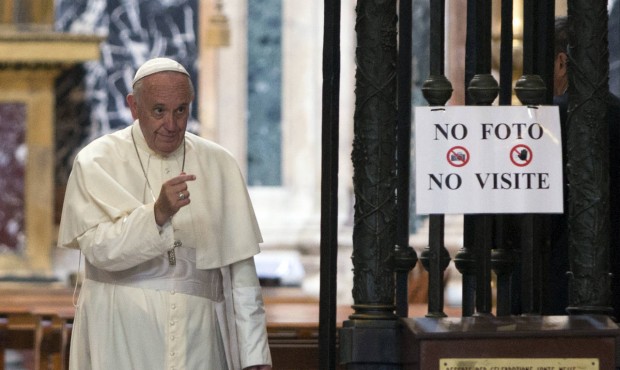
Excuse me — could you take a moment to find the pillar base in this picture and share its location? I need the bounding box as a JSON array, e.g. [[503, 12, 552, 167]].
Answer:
[[339, 319, 401, 369]]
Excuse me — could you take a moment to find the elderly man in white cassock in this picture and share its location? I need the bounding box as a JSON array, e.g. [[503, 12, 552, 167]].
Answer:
[[57, 57, 272, 370]]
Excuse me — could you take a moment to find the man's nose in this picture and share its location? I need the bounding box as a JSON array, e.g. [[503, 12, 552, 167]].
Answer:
[[162, 113, 176, 130]]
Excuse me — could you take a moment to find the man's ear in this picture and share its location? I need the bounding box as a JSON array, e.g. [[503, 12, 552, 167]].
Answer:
[[126, 94, 139, 119], [556, 52, 568, 77]]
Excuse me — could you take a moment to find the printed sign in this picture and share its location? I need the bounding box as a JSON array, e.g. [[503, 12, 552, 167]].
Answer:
[[415, 106, 563, 214], [440, 358, 598, 370]]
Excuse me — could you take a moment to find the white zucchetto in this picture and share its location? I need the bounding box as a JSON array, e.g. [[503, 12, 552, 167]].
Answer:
[[132, 57, 190, 86]]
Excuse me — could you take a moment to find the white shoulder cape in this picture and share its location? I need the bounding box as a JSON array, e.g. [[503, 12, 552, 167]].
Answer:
[[57, 122, 262, 269]]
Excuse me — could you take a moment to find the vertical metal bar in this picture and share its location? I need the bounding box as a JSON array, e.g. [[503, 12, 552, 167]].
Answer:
[[420, 0, 452, 318], [514, 0, 548, 315], [465, 0, 498, 316], [464, 0, 477, 106], [476, 214, 493, 314], [493, 216, 514, 316], [537, 0, 557, 316], [457, 0, 479, 317], [530, 1, 552, 313], [456, 217, 476, 317], [522, 0, 535, 76], [394, 0, 417, 319], [456, 218, 476, 317], [520, 1, 536, 316], [425, 214, 449, 317], [498, 0, 513, 106], [566, 0, 612, 316], [536, 0, 556, 105], [319, 0, 340, 367], [519, 215, 536, 313], [493, 0, 515, 317], [429, 0, 445, 76], [476, 0, 492, 74]]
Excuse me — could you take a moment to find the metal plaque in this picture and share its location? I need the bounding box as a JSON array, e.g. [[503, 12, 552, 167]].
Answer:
[[440, 358, 599, 370]]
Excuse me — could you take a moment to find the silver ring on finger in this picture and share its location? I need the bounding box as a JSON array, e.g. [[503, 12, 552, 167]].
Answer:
[[178, 192, 186, 201]]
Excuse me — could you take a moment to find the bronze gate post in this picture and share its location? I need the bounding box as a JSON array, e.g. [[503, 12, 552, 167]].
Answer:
[[339, 0, 400, 368], [565, 0, 613, 315]]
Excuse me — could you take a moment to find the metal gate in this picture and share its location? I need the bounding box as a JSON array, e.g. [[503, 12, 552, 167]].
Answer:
[[320, 0, 615, 369]]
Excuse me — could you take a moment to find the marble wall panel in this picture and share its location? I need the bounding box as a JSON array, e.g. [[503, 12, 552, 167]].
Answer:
[[247, 0, 282, 186], [0, 103, 26, 253], [54, 0, 199, 186]]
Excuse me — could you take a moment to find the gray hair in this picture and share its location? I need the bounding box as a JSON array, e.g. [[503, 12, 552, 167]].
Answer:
[[554, 16, 568, 57]]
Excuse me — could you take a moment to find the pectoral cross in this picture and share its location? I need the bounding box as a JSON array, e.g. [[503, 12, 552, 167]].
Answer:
[[168, 240, 182, 265]]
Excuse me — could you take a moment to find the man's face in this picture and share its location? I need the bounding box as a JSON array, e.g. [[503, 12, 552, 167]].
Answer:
[[127, 71, 193, 155], [553, 52, 568, 96]]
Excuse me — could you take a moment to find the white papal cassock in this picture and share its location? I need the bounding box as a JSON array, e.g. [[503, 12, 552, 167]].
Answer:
[[58, 121, 272, 370]]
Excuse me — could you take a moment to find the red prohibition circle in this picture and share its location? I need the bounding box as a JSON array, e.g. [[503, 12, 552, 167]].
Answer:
[[510, 144, 533, 167], [446, 146, 470, 167]]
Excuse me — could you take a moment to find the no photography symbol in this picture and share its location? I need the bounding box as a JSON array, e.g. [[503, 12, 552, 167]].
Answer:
[[446, 146, 470, 167]]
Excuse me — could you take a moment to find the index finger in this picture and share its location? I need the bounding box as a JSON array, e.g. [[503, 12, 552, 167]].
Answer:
[[170, 173, 196, 184]]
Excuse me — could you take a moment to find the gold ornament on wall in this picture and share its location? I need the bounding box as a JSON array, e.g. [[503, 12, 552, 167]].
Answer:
[[205, 1, 230, 47]]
